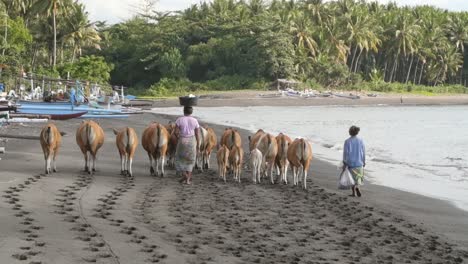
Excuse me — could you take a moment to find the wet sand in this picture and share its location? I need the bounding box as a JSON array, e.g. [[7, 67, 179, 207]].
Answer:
[[0, 112, 467, 264]]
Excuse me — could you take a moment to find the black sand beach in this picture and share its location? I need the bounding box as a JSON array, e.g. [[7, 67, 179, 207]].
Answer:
[[0, 109, 467, 264]]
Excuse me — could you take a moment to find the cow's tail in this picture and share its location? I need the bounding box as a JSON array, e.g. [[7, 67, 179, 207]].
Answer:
[[281, 136, 288, 158], [230, 129, 236, 148], [156, 124, 166, 149], [199, 127, 206, 151], [46, 126, 53, 145], [300, 138, 309, 162], [126, 127, 134, 153], [85, 122, 94, 149], [266, 135, 275, 157]]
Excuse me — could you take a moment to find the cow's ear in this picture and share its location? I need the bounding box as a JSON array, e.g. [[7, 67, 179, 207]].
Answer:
[[113, 129, 119, 135]]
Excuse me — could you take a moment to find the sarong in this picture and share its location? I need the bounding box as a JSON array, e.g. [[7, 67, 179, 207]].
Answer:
[[349, 167, 364, 185], [175, 135, 197, 172]]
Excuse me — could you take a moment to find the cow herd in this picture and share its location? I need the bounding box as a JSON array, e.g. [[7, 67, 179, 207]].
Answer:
[[38, 120, 313, 189]]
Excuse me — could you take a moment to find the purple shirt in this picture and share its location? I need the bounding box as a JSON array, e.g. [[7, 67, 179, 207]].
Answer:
[[175, 116, 200, 137]]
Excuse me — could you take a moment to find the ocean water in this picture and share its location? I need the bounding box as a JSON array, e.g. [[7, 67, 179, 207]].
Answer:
[[151, 105, 468, 211]]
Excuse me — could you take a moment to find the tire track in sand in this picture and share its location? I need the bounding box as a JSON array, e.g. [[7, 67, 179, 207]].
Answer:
[[3, 173, 46, 263], [53, 173, 119, 263]]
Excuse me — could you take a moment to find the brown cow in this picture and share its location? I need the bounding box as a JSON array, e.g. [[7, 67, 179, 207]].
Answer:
[[248, 129, 265, 151], [287, 138, 313, 189], [229, 145, 243, 183], [165, 122, 178, 168], [40, 123, 62, 174], [216, 145, 230, 183], [76, 120, 105, 174], [220, 128, 242, 150], [203, 126, 218, 170], [113, 127, 138, 177], [249, 130, 278, 184], [142, 122, 169, 177], [275, 133, 292, 184]]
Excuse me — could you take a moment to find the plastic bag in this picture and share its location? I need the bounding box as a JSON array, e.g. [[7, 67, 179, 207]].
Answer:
[[338, 167, 355, 190]]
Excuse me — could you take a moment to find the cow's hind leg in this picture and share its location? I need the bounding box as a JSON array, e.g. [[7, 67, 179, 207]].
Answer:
[[128, 156, 134, 177], [303, 168, 308, 189], [120, 154, 126, 175], [53, 149, 58, 172], [45, 152, 51, 174], [91, 152, 97, 174], [83, 152, 89, 172], [148, 153, 154, 175], [160, 156, 166, 177]]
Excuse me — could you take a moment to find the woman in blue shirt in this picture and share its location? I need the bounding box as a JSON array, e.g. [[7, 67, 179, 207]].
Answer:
[[343, 126, 366, 197]]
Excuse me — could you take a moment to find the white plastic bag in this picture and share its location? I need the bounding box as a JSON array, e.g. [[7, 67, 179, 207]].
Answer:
[[338, 167, 355, 190]]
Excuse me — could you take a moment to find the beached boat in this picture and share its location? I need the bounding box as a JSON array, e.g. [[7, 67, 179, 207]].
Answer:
[[333, 93, 360, 99], [9, 111, 87, 120], [50, 111, 88, 120], [80, 114, 129, 119], [0, 106, 16, 112]]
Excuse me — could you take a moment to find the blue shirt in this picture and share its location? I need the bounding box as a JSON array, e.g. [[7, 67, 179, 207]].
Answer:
[[343, 136, 365, 168]]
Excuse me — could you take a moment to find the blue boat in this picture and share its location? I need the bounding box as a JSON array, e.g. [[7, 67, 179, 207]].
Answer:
[[17, 100, 128, 118]]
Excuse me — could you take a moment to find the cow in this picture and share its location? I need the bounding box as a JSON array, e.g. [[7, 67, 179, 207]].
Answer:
[[229, 145, 243, 183], [141, 122, 169, 177], [195, 126, 209, 171], [287, 138, 313, 189], [203, 126, 218, 170], [249, 130, 278, 184], [275, 133, 292, 184], [113, 127, 138, 177], [76, 120, 105, 175], [165, 122, 178, 168], [250, 148, 263, 184], [39, 123, 62, 174], [220, 128, 242, 150], [216, 144, 230, 183], [249, 129, 265, 151]]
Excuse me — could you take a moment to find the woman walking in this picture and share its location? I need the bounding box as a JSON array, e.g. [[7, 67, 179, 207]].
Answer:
[[175, 106, 200, 184], [343, 125, 366, 197]]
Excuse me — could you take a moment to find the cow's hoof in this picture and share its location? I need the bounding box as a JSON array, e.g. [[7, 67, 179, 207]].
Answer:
[[92, 168, 96, 172], [45, 170, 49, 175], [53, 169, 58, 173]]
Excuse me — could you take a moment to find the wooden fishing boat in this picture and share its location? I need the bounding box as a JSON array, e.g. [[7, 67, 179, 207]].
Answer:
[[50, 111, 88, 120]]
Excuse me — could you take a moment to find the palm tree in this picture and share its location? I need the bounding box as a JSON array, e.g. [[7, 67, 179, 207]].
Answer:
[[289, 10, 319, 58], [446, 13, 468, 84], [32, 0, 70, 68], [62, 3, 101, 63]]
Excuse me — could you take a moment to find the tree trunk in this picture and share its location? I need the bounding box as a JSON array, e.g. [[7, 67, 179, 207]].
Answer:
[[383, 61, 388, 81], [405, 54, 414, 84], [354, 49, 364, 73], [418, 62, 425, 85], [413, 58, 419, 84], [390, 55, 398, 82], [53, 6, 57, 68], [2, 9, 7, 57], [349, 45, 358, 72]]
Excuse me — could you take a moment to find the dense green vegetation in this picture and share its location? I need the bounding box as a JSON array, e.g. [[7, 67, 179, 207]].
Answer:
[[0, 0, 108, 89], [1, 0, 468, 96]]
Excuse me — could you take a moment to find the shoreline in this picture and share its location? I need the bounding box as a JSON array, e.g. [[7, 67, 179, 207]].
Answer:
[[154, 112, 468, 248]]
